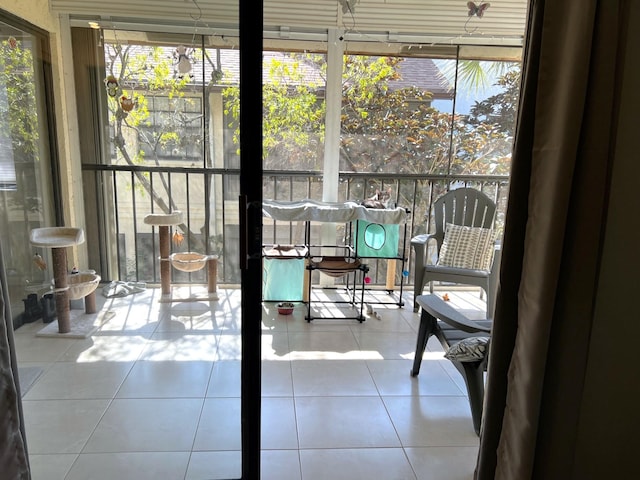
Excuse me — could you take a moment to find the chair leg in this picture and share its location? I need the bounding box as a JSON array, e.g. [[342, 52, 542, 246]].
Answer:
[[458, 362, 485, 435], [411, 310, 437, 376]]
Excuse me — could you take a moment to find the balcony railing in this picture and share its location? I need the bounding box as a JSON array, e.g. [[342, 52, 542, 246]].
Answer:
[[82, 164, 510, 288]]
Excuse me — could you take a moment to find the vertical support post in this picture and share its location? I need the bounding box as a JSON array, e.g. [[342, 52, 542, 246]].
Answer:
[[303, 258, 310, 303], [386, 259, 397, 291], [85, 290, 97, 314], [52, 247, 70, 333], [207, 255, 218, 294], [159, 225, 171, 295]]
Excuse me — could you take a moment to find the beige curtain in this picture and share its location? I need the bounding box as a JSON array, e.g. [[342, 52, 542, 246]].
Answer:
[[476, 1, 632, 478], [0, 239, 31, 479]]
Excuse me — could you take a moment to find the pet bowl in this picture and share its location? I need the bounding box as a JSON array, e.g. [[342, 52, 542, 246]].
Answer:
[[277, 302, 295, 315]]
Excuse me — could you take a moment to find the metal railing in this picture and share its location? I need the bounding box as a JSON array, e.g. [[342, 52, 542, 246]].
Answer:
[[82, 163, 510, 287]]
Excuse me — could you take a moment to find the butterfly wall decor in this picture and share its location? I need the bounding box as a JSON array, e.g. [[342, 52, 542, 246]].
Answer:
[[467, 1, 490, 18]]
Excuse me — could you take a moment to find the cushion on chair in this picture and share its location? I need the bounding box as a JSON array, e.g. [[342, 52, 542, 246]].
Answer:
[[437, 223, 494, 271], [444, 336, 490, 362]]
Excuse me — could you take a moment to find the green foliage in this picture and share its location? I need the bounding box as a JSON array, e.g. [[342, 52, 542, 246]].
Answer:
[[0, 38, 38, 161], [0, 37, 42, 214], [105, 44, 203, 168], [221, 53, 520, 178], [222, 53, 327, 168]]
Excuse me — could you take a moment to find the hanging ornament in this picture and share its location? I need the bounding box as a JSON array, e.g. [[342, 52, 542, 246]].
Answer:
[[104, 75, 119, 97], [172, 230, 185, 246], [120, 95, 135, 112], [8, 36, 17, 49], [33, 253, 47, 271], [467, 1, 490, 17], [174, 46, 193, 79]]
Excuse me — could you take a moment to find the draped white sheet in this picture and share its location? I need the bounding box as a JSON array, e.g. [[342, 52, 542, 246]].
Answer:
[[262, 199, 408, 224]]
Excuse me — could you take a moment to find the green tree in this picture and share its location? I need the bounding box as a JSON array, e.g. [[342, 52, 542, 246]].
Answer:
[[105, 43, 209, 252], [0, 37, 40, 213], [222, 53, 326, 171]]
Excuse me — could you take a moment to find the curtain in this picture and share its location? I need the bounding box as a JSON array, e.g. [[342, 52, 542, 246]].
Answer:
[[476, 1, 629, 478], [0, 238, 31, 479]]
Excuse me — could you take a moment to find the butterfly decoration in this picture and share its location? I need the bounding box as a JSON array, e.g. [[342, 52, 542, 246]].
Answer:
[[467, 1, 490, 18]]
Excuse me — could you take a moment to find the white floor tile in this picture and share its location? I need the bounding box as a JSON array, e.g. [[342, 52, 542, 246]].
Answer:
[[83, 398, 203, 452], [291, 359, 378, 396], [193, 398, 241, 451], [261, 450, 302, 480], [65, 452, 190, 480], [24, 361, 134, 400], [59, 335, 150, 362], [262, 397, 299, 450], [261, 360, 293, 397], [29, 453, 77, 480], [287, 331, 362, 360], [207, 360, 242, 397], [23, 399, 110, 454], [405, 446, 478, 480], [367, 359, 465, 396], [116, 360, 213, 398], [383, 396, 480, 447], [299, 448, 417, 480], [139, 332, 219, 361], [352, 331, 420, 359], [14, 335, 77, 363], [186, 451, 242, 480], [295, 396, 401, 449]]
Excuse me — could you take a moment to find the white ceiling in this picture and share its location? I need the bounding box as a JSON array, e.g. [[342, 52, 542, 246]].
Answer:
[[54, 0, 528, 47]]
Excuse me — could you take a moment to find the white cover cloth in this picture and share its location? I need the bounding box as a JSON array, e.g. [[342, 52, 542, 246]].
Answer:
[[263, 199, 407, 224]]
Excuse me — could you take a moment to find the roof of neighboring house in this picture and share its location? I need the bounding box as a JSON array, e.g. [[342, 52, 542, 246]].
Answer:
[[390, 57, 452, 99], [109, 45, 452, 98]]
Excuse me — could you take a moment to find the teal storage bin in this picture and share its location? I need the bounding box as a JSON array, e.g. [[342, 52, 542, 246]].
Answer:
[[355, 220, 399, 258], [263, 245, 307, 301]]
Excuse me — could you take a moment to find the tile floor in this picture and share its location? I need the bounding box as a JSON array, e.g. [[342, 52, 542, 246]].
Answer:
[[15, 286, 487, 480]]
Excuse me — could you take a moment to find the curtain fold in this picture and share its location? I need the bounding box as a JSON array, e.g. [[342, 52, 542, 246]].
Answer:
[[0, 239, 31, 479], [476, 1, 626, 478]]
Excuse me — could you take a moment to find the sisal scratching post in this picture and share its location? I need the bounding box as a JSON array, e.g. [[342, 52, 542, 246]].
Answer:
[[159, 225, 171, 295], [385, 259, 396, 291], [52, 247, 70, 333], [207, 256, 218, 294]]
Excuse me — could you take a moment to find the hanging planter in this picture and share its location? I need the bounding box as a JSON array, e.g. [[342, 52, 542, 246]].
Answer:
[[104, 75, 119, 97], [120, 95, 135, 112]]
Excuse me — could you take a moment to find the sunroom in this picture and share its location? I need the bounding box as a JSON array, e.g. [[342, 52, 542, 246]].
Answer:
[[5, 1, 636, 480]]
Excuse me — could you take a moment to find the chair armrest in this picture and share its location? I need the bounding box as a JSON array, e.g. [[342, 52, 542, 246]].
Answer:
[[411, 233, 437, 268], [417, 294, 492, 334]]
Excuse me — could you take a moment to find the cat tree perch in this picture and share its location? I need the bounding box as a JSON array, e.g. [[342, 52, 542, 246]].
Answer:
[[30, 227, 101, 334], [144, 211, 218, 302]]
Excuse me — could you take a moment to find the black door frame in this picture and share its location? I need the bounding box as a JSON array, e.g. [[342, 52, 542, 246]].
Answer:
[[239, 1, 263, 478]]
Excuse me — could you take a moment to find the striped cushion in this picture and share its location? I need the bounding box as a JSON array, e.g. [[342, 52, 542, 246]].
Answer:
[[437, 223, 494, 271], [444, 336, 490, 362]]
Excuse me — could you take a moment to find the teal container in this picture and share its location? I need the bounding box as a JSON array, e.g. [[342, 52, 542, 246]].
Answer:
[[355, 220, 399, 258], [263, 246, 307, 301]]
